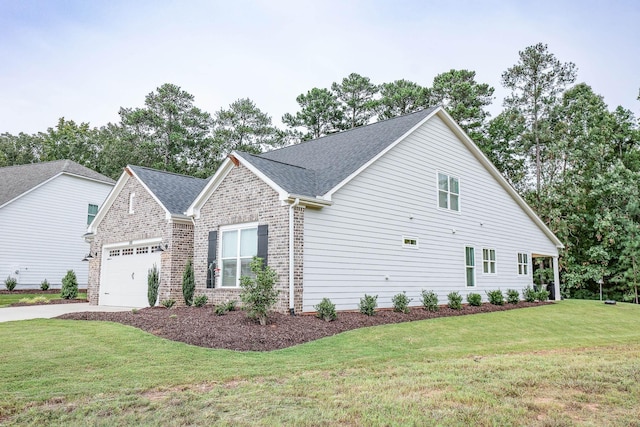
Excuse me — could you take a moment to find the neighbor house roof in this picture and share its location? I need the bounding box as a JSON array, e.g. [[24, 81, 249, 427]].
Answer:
[[0, 159, 115, 208], [128, 165, 210, 215], [237, 107, 438, 198]]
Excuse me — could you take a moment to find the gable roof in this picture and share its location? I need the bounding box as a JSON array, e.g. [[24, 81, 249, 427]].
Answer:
[[128, 165, 210, 215], [0, 159, 115, 208], [239, 107, 438, 198]]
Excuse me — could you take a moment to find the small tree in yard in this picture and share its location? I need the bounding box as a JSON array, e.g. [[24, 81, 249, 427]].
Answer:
[[147, 263, 159, 307], [182, 259, 195, 306], [240, 257, 279, 326], [60, 270, 78, 299]]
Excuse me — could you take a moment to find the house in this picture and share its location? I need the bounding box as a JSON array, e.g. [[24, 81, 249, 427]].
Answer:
[[86, 107, 563, 311], [0, 160, 114, 289]]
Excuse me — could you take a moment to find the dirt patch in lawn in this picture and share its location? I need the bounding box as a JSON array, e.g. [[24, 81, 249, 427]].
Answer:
[[57, 302, 550, 351], [10, 298, 88, 307]]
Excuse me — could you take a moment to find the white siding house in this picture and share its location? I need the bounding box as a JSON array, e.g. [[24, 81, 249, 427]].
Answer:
[[0, 160, 114, 288]]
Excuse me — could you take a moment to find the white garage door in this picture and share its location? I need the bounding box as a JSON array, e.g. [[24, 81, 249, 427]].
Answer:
[[99, 243, 162, 307]]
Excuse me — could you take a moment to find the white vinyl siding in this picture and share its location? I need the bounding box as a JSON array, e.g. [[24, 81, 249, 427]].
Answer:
[[302, 115, 558, 312], [482, 248, 496, 274], [518, 252, 529, 275], [220, 224, 257, 288], [465, 246, 475, 286]]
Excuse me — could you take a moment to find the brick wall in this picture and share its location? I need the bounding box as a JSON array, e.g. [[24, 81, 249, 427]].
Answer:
[[193, 164, 304, 313]]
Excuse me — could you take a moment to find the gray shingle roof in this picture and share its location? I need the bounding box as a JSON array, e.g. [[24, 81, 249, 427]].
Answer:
[[244, 107, 437, 197], [129, 165, 210, 215], [0, 159, 115, 207]]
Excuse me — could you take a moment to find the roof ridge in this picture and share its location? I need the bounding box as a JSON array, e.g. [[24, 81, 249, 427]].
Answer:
[[239, 151, 310, 170], [128, 165, 209, 181]]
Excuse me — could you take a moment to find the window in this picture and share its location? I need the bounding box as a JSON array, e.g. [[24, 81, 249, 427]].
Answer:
[[129, 193, 135, 214], [109, 249, 120, 257], [87, 204, 98, 225], [122, 248, 134, 256], [402, 236, 418, 248], [518, 253, 529, 275], [465, 246, 475, 287], [482, 248, 496, 274], [220, 224, 258, 288], [438, 173, 460, 211], [136, 246, 149, 255]]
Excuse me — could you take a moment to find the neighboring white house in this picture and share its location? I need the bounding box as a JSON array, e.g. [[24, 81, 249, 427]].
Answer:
[[0, 160, 114, 288]]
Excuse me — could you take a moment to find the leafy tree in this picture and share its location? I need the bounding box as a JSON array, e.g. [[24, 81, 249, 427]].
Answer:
[[213, 98, 284, 156], [41, 118, 99, 169], [376, 79, 430, 120], [0, 132, 43, 166], [501, 43, 577, 204], [282, 88, 343, 140], [119, 83, 215, 177], [331, 73, 378, 129], [430, 69, 494, 140], [239, 257, 279, 326], [483, 110, 528, 192]]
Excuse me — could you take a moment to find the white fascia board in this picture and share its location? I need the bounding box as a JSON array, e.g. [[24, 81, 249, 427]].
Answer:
[[0, 172, 64, 210], [434, 108, 564, 249], [127, 168, 173, 220], [323, 107, 441, 201], [86, 171, 131, 234], [186, 157, 235, 218]]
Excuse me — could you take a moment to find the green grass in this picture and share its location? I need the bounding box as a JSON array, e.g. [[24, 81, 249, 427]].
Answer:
[[1, 300, 639, 425], [0, 292, 87, 308]]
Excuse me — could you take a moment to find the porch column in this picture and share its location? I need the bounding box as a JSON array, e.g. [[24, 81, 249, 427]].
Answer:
[[552, 256, 561, 301]]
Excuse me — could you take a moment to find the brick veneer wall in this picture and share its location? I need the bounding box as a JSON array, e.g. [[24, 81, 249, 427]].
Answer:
[[87, 175, 193, 305], [193, 164, 304, 313]]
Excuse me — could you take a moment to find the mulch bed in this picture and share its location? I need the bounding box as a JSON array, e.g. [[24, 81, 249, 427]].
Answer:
[[57, 302, 550, 352]]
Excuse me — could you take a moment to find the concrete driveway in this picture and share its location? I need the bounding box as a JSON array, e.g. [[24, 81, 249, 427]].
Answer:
[[0, 303, 132, 323]]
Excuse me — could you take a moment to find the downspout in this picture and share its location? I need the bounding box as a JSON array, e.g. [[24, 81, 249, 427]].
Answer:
[[289, 198, 300, 315]]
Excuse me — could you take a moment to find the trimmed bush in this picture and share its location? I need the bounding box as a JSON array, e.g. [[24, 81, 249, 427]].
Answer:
[[420, 290, 439, 312], [523, 285, 537, 303], [315, 298, 337, 321], [359, 294, 378, 316], [467, 292, 482, 307], [392, 292, 412, 314], [225, 300, 237, 312], [4, 276, 17, 291], [447, 291, 463, 310], [161, 299, 176, 309], [60, 270, 78, 299], [147, 263, 159, 307], [536, 288, 550, 302], [182, 259, 195, 306], [214, 304, 228, 316], [506, 289, 520, 304], [487, 289, 505, 306], [240, 257, 279, 326], [40, 279, 50, 291], [193, 294, 208, 307]]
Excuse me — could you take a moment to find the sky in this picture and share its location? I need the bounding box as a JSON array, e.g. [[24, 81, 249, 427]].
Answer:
[[0, 0, 638, 134]]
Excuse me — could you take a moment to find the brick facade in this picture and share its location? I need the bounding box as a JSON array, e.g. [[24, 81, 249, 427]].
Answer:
[[193, 164, 304, 314]]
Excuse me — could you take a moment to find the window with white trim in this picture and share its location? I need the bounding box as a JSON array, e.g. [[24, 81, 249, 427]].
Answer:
[[87, 204, 98, 225], [129, 193, 135, 214], [437, 173, 460, 211], [518, 253, 529, 275], [482, 248, 496, 274], [402, 236, 418, 248], [465, 246, 475, 287], [220, 224, 258, 288]]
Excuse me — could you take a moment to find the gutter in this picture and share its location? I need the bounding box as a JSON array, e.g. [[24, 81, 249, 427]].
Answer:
[[289, 197, 300, 315]]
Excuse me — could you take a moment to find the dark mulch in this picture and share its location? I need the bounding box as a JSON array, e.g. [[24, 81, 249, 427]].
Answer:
[[10, 298, 88, 307], [57, 302, 550, 352]]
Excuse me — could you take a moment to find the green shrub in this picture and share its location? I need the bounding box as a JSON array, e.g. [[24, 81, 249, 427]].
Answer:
[[420, 290, 439, 312], [467, 292, 482, 306], [147, 263, 159, 307], [536, 288, 550, 302], [182, 259, 195, 306], [4, 276, 17, 291], [523, 285, 537, 303], [240, 257, 279, 326], [215, 300, 238, 316], [506, 289, 520, 304], [359, 294, 378, 316], [225, 300, 237, 311], [161, 299, 176, 309], [193, 294, 208, 307], [487, 289, 505, 305], [392, 292, 412, 314], [40, 279, 50, 291], [131, 308, 139, 314], [60, 270, 78, 299], [315, 298, 337, 321], [447, 291, 463, 310]]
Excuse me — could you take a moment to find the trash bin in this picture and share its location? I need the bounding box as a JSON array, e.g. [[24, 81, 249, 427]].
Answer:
[[546, 283, 555, 301]]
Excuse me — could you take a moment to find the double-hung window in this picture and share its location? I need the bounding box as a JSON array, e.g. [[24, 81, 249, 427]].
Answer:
[[438, 172, 460, 211], [465, 246, 475, 287], [483, 248, 496, 274], [517, 253, 529, 275], [87, 204, 98, 225], [220, 224, 258, 288]]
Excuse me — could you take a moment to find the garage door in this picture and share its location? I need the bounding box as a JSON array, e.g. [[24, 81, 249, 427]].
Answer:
[[99, 243, 162, 307]]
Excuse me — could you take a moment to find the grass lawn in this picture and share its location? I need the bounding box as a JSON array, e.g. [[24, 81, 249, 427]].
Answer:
[[0, 293, 87, 308], [1, 300, 639, 426]]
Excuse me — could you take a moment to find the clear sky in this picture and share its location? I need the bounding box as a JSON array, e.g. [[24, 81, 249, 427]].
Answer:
[[1, 0, 638, 134]]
